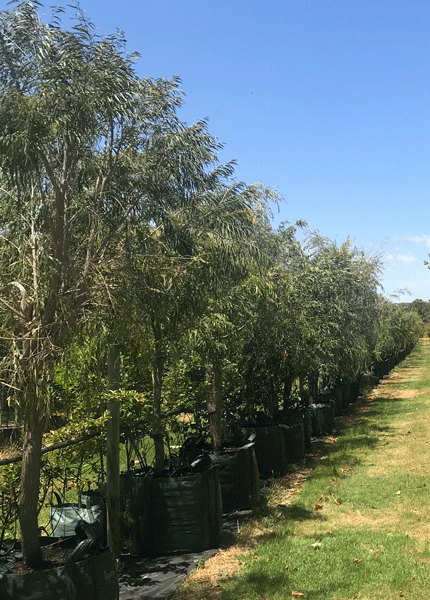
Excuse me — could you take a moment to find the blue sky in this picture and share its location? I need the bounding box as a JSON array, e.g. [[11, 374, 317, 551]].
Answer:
[[9, 0, 430, 301]]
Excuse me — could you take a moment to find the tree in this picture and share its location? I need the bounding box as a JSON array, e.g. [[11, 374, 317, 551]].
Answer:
[[118, 177, 277, 467], [0, 1, 189, 565]]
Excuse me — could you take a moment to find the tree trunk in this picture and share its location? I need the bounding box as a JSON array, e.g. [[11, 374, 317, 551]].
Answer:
[[268, 375, 278, 418], [206, 359, 223, 451], [19, 417, 45, 568], [152, 317, 165, 474], [107, 344, 121, 558], [308, 371, 319, 403], [282, 371, 294, 412], [245, 360, 256, 422]]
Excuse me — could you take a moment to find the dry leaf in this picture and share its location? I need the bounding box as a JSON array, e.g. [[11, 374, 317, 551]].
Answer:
[[315, 503, 323, 510], [311, 542, 321, 548], [285, 565, 289, 570], [292, 592, 304, 597], [399, 591, 404, 597], [334, 498, 342, 505], [353, 558, 362, 563]]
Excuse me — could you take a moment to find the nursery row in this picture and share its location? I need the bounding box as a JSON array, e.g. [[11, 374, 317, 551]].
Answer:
[[0, 1, 426, 570], [117, 347, 411, 557]]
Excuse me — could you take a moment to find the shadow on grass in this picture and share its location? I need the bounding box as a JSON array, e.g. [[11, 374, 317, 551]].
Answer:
[[221, 569, 340, 600]]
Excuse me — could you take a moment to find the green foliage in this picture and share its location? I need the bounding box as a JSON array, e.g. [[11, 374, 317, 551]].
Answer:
[[373, 297, 424, 361]]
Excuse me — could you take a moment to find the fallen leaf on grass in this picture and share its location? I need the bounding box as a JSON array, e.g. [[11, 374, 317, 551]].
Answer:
[[334, 498, 342, 505], [399, 591, 404, 597], [353, 558, 362, 563], [315, 503, 323, 510], [285, 565, 289, 570], [292, 592, 304, 597], [311, 542, 321, 548]]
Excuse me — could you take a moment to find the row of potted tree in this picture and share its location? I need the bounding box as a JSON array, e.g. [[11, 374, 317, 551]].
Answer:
[[0, 1, 425, 582]]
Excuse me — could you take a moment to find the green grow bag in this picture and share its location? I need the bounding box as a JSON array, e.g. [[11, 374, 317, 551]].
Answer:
[[303, 410, 313, 453], [120, 469, 153, 554], [146, 469, 223, 555], [242, 426, 288, 478], [314, 400, 335, 435], [279, 419, 306, 463], [211, 443, 260, 512]]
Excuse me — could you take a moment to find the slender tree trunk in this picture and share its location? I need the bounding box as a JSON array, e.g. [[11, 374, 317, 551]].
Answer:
[[206, 359, 223, 451], [19, 416, 45, 568], [268, 375, 279, 418], [245, 359, 256, 421], [308, 371, 319, 403], [107, 344, 121, 558], [152, 317, 165, 473], [282, 371, 294, 413]]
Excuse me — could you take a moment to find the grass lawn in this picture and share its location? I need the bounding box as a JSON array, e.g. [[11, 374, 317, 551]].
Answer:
[[174, 339, 430, 600]]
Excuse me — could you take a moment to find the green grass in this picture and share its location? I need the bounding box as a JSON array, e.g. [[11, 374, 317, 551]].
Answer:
[[222, 527, 430, 600]]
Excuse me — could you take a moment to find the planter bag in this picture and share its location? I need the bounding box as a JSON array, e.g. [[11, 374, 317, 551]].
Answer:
[[49, 491, 105, 538], [147, 469, 222, 555], [309, 404, 325, 437], [323, 400, 335, 434], [333, 386, 343, 416], [350, 380, 360, 403], [210, 443, 260, 512], [279, 419, 305, 463], [340, 381, 351, 409], [0, 549, 118, 600], [310, 402, 335, 436], [303, 410, 313, 453], [120, 469, 153, 554], [241, 426, 287, 478]]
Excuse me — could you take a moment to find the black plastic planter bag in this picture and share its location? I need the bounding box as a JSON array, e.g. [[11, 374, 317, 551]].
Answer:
[[49, 490, 105, 538], [350, 379, 360, 403], [120, 469, 153, 554], [303, 410, 313, 453], [310, 402, 335, 436], [323, 399, 336, 434], [279, 419, 306, 463], [147, 469, 222, 555], [241, 426, 287, 478], [0, 549, 118, 600], [341, 380, 351, 409], [210, 443, 260, 512], [333, 386, 343, 416], [309, 404, 325, 437]]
